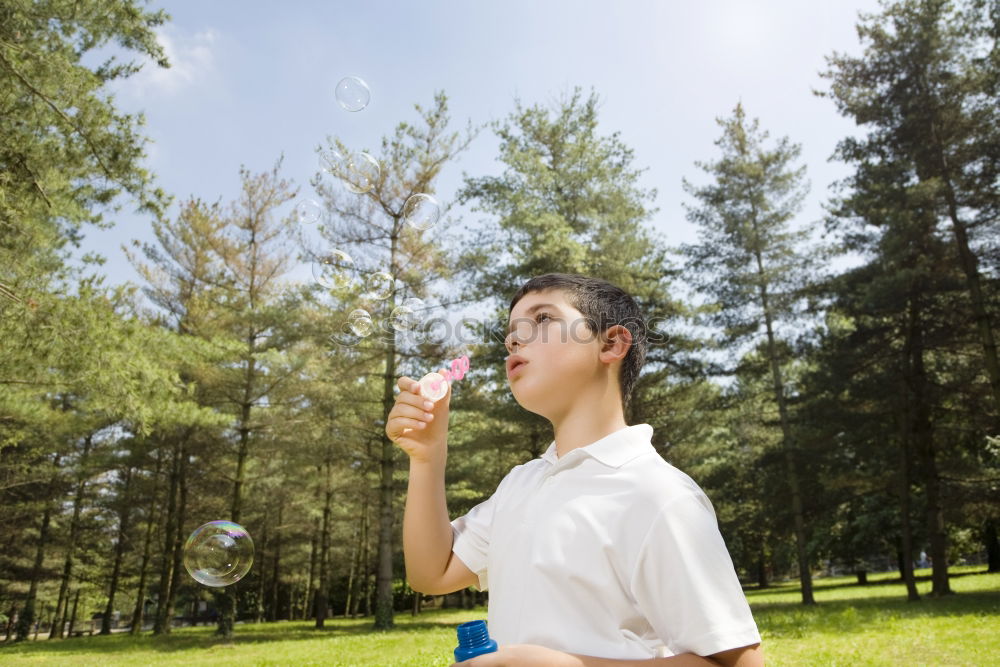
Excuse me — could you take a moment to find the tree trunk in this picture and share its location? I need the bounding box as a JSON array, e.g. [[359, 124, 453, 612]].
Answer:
[[315, 460, 334, 629], [16, 454, 62, 642], [153, 438, 181, 634], [213, 589, 235, 639], [305, 494, 319, 621], [985, 519, 1000, 573], [217, 365, 254, 639], [895, 405, 921, 602], [255, 517, 268, 623], [756, 545, 769, 588], [6, 605, 18, 641], [51, 435, 94, 639], [102, 466, 134, 634], [375, 331, 399, 629], [131, 449, 164, 634], [904, 295, 952, 596], [68, 590, 81, 636], [354, 494, 370, 618], [753, 251, 814, 605], [344, 516, 360, 617], [163, 441, 189, 630], [269, 501, 282, 621]]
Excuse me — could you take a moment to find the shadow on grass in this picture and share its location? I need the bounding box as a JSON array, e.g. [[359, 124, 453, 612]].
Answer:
[[745, 567, 988, 594], [0, 608, 483, 657], [745, 570, 1000, 639]]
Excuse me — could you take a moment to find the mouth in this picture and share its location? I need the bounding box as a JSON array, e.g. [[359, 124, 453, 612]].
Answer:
[[506, 356, 528, 377]]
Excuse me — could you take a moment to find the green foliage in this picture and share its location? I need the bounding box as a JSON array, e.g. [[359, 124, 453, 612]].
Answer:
[[5, 0, 1000, 649]]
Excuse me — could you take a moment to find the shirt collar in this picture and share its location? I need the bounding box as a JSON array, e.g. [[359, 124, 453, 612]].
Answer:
[[540, 424, 654, 469]]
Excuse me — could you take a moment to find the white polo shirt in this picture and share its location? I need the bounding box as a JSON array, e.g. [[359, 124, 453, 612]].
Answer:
[[450, 423, 760, 659]]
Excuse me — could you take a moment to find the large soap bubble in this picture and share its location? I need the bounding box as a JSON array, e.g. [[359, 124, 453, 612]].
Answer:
[[335, 76, 371, 112], [183, 521, 254, 587], [402, 193, 441, 231], [343, 152, 380, 194], [312, 250, 355, 289], [362, 271, 395, 300]]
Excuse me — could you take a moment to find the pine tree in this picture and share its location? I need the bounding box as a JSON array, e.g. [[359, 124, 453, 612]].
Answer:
[[681, 103, 817, 604], [309, 92, 475, 630], [458, 87, 697, 479]]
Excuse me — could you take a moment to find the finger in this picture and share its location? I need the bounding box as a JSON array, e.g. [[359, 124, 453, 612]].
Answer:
[[391, 404, 434, 422], [397, 376, 421, 393], [394, 391, 436, 411], [389, 417, 428, 435]]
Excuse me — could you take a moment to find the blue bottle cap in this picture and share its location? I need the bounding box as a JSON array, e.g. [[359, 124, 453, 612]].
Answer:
[[454, 619, 498, 662]]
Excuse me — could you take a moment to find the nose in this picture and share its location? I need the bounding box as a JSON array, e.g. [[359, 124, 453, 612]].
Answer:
[[504, 331, 519, 353]]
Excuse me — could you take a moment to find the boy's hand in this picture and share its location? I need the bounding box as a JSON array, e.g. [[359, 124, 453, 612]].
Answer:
[[386, 372, 452, 465]]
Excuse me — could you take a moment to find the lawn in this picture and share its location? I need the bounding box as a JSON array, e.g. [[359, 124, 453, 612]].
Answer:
[[1, 567, 997, 666]]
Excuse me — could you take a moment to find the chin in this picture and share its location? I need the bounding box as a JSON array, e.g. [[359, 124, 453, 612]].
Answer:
[[511, 388, 556, 420]]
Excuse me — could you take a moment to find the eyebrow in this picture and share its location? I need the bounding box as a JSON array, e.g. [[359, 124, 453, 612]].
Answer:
[[507, 303, 559, 335]]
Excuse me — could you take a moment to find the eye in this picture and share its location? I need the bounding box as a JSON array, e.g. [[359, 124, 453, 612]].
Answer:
[[534, 312, 551, 324]]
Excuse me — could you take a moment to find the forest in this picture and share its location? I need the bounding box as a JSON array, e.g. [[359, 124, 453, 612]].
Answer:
[[1, 0, 998, 643]]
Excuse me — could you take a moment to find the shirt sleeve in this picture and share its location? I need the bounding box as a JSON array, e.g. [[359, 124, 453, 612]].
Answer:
[[450, 475, 509, 592], [629, 490, 761, 657]]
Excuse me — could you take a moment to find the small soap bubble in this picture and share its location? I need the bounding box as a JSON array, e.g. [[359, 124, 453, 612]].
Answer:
[[312, 250, 355, 289], [343, 152, 380, 194], [293, 198, 322, 224], [403, 193, 441, 231], [419, 372, 448, 402], [319, 147, 348, 176], [402, 297, 425, 313], [389, 304, 417, 330], [363, 271, 395, 300], [348, 308, 375, 337], [336, 76, 371, 112], [330, 324, 362, 348], [183, 521, 254, 587]]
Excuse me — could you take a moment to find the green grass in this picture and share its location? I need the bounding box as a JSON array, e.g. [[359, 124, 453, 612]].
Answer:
[[1, 567, 997, 666], [746, 565, 1000, 666]]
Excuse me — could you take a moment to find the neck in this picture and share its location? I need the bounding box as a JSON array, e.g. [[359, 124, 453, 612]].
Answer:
[[549, 386, 628, 458]]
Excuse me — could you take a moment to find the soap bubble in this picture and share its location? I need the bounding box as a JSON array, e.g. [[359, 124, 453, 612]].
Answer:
[[319, 147, 348, 176], [293, 198, 322, 224], [312, 250, 355, 289], [343, 152, 380, 194], [388, 297, 425, 331], [402, 296, 425, 311], [363, 271, 395, 300], [330, 323, 361, 348], [348, 308, 375, 337], [335, 76, 371, 112], [183, 521, 254, 587], [389, 304, 417, 331], [403, 194, 441, 231]]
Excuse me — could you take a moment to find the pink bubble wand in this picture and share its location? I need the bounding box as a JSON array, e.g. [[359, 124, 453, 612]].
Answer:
[[418, 355, 470, 402]]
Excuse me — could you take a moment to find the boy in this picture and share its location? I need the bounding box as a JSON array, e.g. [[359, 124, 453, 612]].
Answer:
[[386, 274, 763, 666]]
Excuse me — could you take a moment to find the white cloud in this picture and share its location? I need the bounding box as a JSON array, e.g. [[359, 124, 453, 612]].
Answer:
[[124, 26, 219, 97]]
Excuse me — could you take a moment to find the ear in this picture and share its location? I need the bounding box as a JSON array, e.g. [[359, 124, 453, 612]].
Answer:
[[598, 325, 632, 364]]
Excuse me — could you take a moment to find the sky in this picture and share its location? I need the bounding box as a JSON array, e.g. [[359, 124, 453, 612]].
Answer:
[[81, 0, 882, 297]]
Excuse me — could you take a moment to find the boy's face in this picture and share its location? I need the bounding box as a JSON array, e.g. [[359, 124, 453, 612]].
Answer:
[[505, 289, 619, 420]]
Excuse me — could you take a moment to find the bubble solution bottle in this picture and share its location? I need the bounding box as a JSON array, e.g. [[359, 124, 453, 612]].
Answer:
[[454, 620, 498, 662]]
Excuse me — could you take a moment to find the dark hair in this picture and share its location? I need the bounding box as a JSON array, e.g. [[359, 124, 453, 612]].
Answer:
[[508, 273, 648, 411]]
